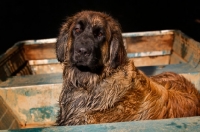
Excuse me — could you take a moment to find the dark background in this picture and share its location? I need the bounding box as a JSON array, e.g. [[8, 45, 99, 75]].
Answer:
[[0, 0, 200, 55]]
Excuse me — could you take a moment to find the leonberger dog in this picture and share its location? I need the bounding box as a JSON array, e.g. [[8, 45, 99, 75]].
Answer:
[[55, 10, 200, 125]]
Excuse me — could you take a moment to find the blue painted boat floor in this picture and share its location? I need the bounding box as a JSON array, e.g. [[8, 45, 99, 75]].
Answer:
[[3, 116, 200, 132]]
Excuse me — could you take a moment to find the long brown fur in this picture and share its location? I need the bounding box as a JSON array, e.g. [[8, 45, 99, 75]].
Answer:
[[55, 10, 200, 125]]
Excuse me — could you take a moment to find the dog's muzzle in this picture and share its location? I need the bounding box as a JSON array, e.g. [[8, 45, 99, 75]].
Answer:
[[74, 46, 92, 65], [73, 35, 95, 67], [75, 47, 91, 57]]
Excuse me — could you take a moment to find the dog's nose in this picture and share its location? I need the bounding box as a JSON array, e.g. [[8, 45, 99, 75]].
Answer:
[[77, 48, 90, 56]]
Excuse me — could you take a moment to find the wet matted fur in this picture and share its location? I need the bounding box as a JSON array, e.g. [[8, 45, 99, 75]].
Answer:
[[55, 10, 200, 125]]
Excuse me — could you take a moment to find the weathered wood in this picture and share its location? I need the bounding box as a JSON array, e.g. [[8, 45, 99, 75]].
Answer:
[[127, 50, 171, 58], [0, 46, 32, 82], [122, 30, 174, 37], [0, 74, 62, 129], [1, 30, 200, 131], [30, 64, 62, 75], [124, 34, 173, 53], [28, 59, 62, 74], [4, 116, 200, 132], [131, 55, 170, 67], [0, 73, 62, 87], [0, 63, 200, 130], [0, 83, 61, 129], [172, 31, 200, 68], [0, 96, 21, 130], [170, 51, 187, 64], [28, 59, 59, 65], [1, 30, 196, 80], [23, 43, 56, 60]]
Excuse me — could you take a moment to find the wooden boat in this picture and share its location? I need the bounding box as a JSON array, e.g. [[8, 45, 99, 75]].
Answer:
[[0, 30, 200, 131]]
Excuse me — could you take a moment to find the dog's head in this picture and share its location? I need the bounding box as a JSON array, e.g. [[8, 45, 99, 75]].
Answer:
[[56, 11, 127, 73]]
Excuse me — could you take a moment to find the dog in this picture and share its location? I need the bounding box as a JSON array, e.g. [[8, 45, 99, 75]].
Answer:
[[55, 10, 200, 126]]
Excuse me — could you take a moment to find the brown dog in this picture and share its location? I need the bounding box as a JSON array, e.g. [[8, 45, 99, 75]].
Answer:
[[55, 10, 200, 126]]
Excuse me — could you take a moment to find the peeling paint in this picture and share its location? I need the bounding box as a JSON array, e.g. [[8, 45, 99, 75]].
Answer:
[[19, 105, 59, 125], [15, 89, 42, 97], [29, 106, 58, 122]]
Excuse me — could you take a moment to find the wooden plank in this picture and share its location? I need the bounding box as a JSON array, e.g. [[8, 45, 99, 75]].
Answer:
[[4, 116, 200, 132], [0, 79, 62, 128], [0, 73, 62, 87], [124, 34, 173, 53], [28, 59, 59, 65], [28, 59, 62, 75], [0, 85, 61, 129], [0, 96, 21, 130], [127, 50, 171, 58], [0, 73, 62, 128], [30, 64, 62, 75], [131, 55, 170, 67], [23, 43, 56, 60], [172, 31, 200, 68], [0, 46, 32, 82], [170, 51, 187, 64], [122, 30, 174, 37]]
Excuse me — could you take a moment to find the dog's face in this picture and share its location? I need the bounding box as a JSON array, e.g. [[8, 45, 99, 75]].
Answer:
[[70, 14, 106, 71], [56, 11, 126, 73]]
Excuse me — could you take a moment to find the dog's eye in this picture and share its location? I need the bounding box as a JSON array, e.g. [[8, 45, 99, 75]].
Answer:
[[93, 31, 103, 38], [98, 32, 103, 37], [74, 23, 83, 35], [75, 28, 82, 33]]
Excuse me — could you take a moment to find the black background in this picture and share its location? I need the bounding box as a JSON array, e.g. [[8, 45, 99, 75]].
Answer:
[[1, 0, 200, 55]]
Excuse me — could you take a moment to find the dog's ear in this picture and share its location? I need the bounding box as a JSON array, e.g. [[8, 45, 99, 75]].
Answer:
[[109, 23, 127, 69], [56, 18, 73, 62]]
